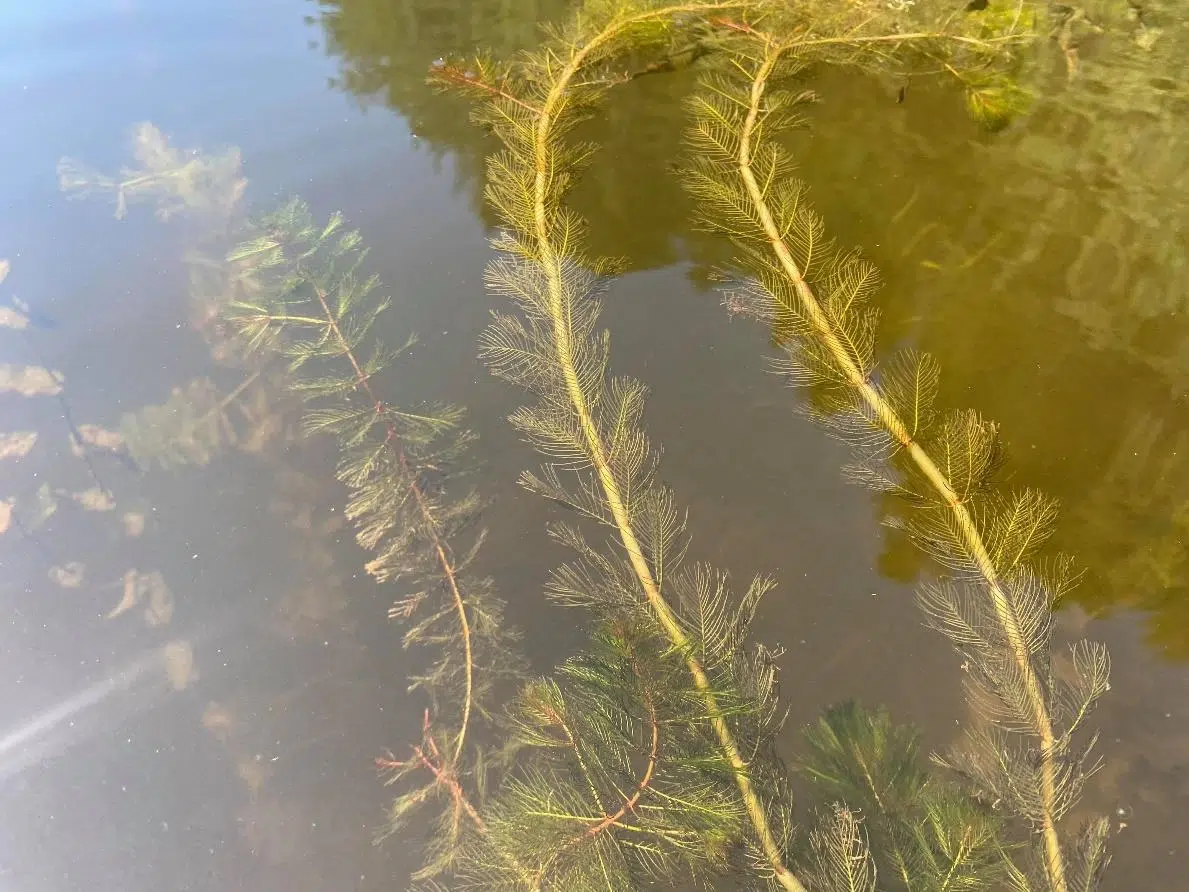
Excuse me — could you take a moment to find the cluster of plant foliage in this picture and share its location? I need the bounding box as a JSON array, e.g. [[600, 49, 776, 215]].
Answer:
[[47, 0, 1126, 888], [220, 0, 1117, 890], [243, 4, 1116, 892]]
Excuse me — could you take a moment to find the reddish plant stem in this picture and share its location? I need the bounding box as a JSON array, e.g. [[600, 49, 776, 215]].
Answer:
[[376, 714, 487, 832], [532, 662, 661, 889], [430, 66, 541, 114], [303, 275, 476, 763]]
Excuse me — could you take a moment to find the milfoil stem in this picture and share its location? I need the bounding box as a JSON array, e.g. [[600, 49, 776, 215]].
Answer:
[[524, 8, 807, 891], [306, 275, 475, 763], [532, 675, 661, 890], [733, 38, 1067, 892]]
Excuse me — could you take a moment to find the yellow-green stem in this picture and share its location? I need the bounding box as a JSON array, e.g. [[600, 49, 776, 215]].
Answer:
[[525, 9, 807, 891], [734, 39, 1066, 892]]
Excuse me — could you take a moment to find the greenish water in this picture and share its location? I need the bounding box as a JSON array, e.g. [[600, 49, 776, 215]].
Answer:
[[318, 0, 1189, 657], [1, 0, 1187, 889]]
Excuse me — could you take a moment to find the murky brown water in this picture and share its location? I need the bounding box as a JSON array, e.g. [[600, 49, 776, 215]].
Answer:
[[1, 0, 1187, 889]]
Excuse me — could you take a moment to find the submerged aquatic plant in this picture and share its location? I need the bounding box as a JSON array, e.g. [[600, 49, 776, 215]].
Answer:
[[799, 700, 1022, 892], [682, 22, 1110, 892], [0, 257, 157, 596], [422, 0, 1073, 886], [434, 0, 827, 887], [220, 199, 522, 878], [39, 6, 1127, 890], [58, 122, 246, 223]]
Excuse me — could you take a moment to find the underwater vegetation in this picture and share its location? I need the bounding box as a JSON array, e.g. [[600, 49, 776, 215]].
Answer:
[[680, 16, 1109, 891], [28, 0, 1185, 886], [388, 0, 1108, 888], [315, 0, 1189, 661]]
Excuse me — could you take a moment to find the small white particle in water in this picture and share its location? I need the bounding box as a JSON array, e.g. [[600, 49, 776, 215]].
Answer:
[[192, 554, 198, 559]]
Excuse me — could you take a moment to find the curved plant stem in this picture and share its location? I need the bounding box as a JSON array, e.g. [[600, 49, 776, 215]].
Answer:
[[307, 273, 475, 763], [378, 712, 537, 884], [379, 715, 488, 830], [525, 10, 807, 890], [733, 37, 1067, 892], [533, 681, 661, 890]]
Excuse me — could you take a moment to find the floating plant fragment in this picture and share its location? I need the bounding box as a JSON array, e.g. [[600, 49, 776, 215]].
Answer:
[[72, 487, 117, 512], [0, 364, 62, 397], [0, 431, 37, 460], [48, 561, 86, 588], [202, 701, 234, 740], [0, 306, 28, 330], [71, 424, 127, 456], [123, 511, 146, 537], [107, 568, 172, 624], [24, 483, 58, 530], [162, 640, 195, 690], [143, 572, 175, 626]]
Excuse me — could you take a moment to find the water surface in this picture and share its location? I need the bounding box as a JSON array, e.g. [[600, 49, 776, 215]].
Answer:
[[2, 0, 1187, 889]]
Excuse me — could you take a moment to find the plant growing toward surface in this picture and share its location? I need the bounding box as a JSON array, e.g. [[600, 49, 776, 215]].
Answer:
[[218, 198, 524, 878], [433, 0, 823, 886], [423, 0, 1108, 888], [41, 5, 1126, 890], [215, 197, 798, 889], [681, 18, 1111, 891]]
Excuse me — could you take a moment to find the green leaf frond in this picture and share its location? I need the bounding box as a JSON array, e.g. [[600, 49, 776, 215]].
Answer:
[[801, 702, 1008, 892], [723, 0, 1043, 128], [220, 197, 524, 880], [58, 121, 247, 222], [800, 702, 928, 819], [459, 626, 750, 891], [683, 28, 1108, 892], [434, 3, 823, 889], [803, 804, 877, 892], [117, 374, 289, 470]]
